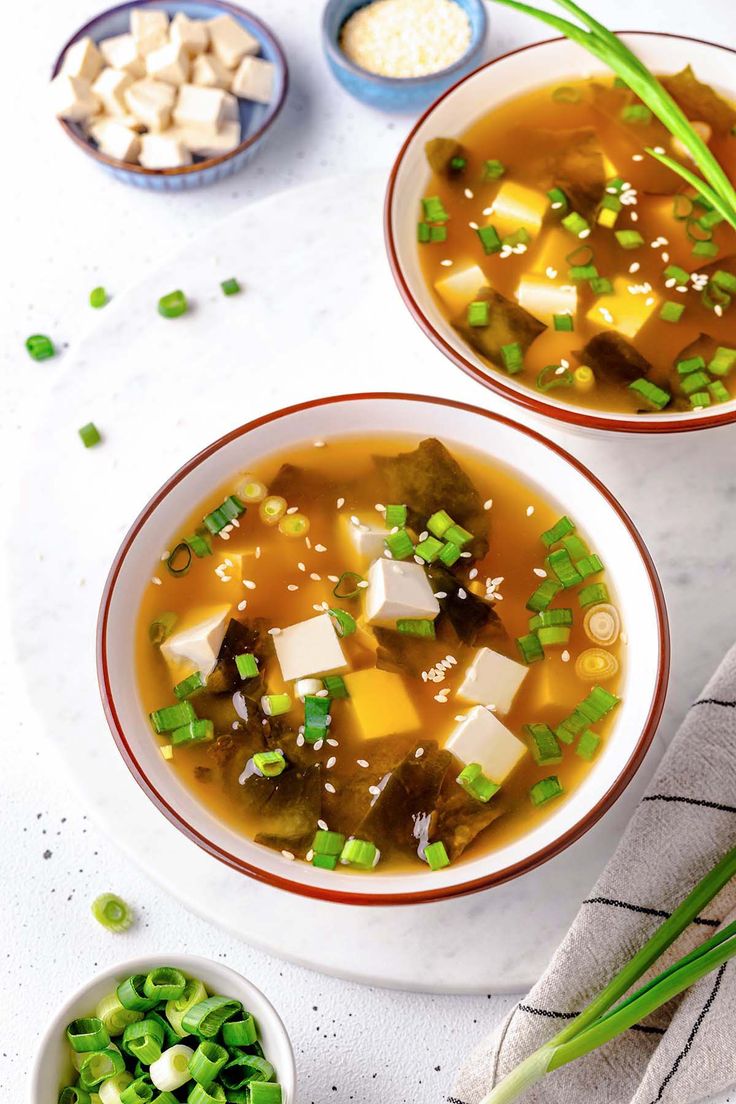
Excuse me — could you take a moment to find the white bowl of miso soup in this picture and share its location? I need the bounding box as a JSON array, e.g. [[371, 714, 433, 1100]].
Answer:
[[386, 34, 736, 434], [98, 394, 668, 904]]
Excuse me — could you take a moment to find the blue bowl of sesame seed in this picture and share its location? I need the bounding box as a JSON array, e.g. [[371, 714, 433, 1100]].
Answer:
[[322, 0, 488, 112]]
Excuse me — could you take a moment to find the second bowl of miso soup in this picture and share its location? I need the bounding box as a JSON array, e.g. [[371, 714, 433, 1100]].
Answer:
[[386, 33, 736, 434], [99, 395, 668, 904]]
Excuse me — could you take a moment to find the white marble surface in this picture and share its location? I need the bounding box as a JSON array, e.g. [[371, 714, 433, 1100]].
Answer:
[[2, 1, 736, 1102]]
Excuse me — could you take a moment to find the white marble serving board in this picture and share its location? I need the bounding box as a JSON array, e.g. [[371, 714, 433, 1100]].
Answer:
[[9, 173, 736, 993]]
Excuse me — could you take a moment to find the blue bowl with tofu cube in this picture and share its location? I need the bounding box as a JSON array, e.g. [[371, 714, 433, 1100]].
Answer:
[[51, 0, 288, 189]]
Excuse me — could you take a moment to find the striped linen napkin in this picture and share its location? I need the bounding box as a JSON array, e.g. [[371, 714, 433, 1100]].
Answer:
[[452, 644, 736, 1104]]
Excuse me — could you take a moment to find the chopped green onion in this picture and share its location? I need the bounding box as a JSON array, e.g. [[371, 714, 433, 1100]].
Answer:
[[79, 1045, 127, 1089], [692, 239, 719, 258], [122, 1018, 165, 1064], [260, 693, 291, 718], [278, 512, 310, 538], [552, 84, 580, 103], [708, 380, 730, 404], [220, 1053, 273, 1090], [517, 633, 545, 664], [526, 578, 562, 611], [547, 186, 568, 212], [249, 1085, 283, 1104], [385, 528, 414, 559], [165, 978, 207, 1038], [427, 509, 454, 538], [689, 391, 711, 408], [145, 970, 187, 1004], [384, 504, 407, 527], [185, 532, 212, 558], [312, 852, 338, 870], [149, 702, 197, 734], [569, 263, 598, 281], [524, 723, 563, 765], [664, 264, 690, 285], [149, 612, 177, 645], [659, 300, 685, 323], [67, 1017, 111, 1054], [424, 841, 450, 870], [181, 996, 241, 1039], [450, 155, 467, 173], [503, 228, 531, 250], [414, 535, 444, 562], [96, 992, 143, 1036], [59, 1088, 91, 1103], [712, 270, 736, 295], [708, 347, 736, 376], [117, 976, 158, 1013], [120, 1074, 155, 1102], [467, 299, 490, 327], [579, 582, 610, 608], [188, 1040, 228, 1087], [629, 378, 670, 410], [340, 838, 379, 868], [561, 533, 589, 561], [676, 355, 706, 376], [576, 553, 604, 579], [438, 541, 462, 566], [537, 625, 571, 645], [312, 829, 346, 855], [578, 685, 620, 723], [417, 221, 448, 243], [323, 674, 348, 698], [553, 313, 574, 331], [546, 548, 583, 588], [235, 653, 258, 680], [576, 729, 601, 760], [476, 224, 502, 255], [332, 571, 363, 599], [501, 341, 524, 374], [396, 618, 436, 638], [171, 720, 213, 747], [186, 1084, 225, 1104], [79, 422, 102, 448], [221, 1014, 257, 1046], [304, 694, 330, 728], [97, 1071, 135, 1100], [482, 158, 506, 180], [328, 608, 357, 637], [556, 710, 587, 744], [220, 277, 241, 296], [620, 103, 652, 124], [443, 523, 472, 548], [561, 211, 590, 237], [421, 195, 449, 223], [157, 290, 188, 319], [530, 776, 564, 806], [681, 370, 711, 396], [25, 333, 55, 360], [253, 750, 286, 777], [259, 496, 287, 525], [536, 363, 574, 391], [589, 276, 613, 295], [89, 286, 109, 309], [203, 494, 245, 535], [614, 229, 644, 249], [91, 893, 134, 933], [528, 608, 573, 630]]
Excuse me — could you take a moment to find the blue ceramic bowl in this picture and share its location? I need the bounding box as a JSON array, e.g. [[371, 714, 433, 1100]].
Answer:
[[51, 0, 288, 190], [322, 0, 487, 111]]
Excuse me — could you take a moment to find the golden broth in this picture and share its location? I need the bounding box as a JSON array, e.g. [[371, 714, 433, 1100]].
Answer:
[[136, 435, 624, 874], [418, 75, 736, 415]]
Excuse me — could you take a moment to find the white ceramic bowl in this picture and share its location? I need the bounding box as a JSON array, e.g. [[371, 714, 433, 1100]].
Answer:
[[98, 394, 669, 905], [31, 953, 296, 1103], [386, 33, 736, 436]]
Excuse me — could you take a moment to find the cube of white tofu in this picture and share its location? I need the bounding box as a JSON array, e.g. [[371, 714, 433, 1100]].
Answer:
[[191, 52, 232, 89], [146, 41, 191, 86], [88, 118, 142, 163], [222, 91, 239, 121], [207, 14, 259, 69], [365, 558, 440, 626], [516, 275, 577, 326], [124, 78, 176, 131], [446, 707, 527, 783], [61, 36, 103, 82], [273, 614, 347, 683], [50, 74, 100, 122], [488, 181, 549, 240], [131, 9, 169, 56], [174, 120, 242, 158], [139, 132, 193, 170], [160, 605, 231, 678], [340, 516, 391, 565], [456, 647, 529, 715], [231, 56, 275, 104], [171, 12, 210, 57], [92, 68, 134, 116], [434, 263, 489, 317], [99, 34, 145, 77], [173, 83, 228, 129], [585, 276, 659, 339]]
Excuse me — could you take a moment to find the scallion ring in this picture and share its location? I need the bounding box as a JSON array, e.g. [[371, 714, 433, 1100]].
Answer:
[[96, 992, 144, 1036], [66, 1017, 111, 1054], [148, 612, 177, 646], [166, 543, 192, 577], [189, 1040, 228, 1087], [221, 1014, 257, 1047], [536, 364, 575, 392], [143, 967, 187, 1002], [91, 893, 134, 933], [117, 975, 158, 1013], [332, 571, 363, 600], [181, 996, 241, 1038]]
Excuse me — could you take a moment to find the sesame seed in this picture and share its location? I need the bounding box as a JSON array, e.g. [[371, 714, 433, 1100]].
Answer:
[[312, 603, 324, 613], [237, 600, 247, 611], [440, 259, 453, 267], [255, 546, 262, 558], [464, 187, 474, 199], [325, 782, 336, 794], [457, 588, 467, 599], [533, 567, 547, 578], [281, 850, 295, 861], [298, 562, 306, 572], [336, 497, 345, 509], [306, 537, 312, 549], [327, 574, 339, 583], [630, 211, 639, 222], [350, 515, 361, 526], [160, 551, 169, 561], [482, 206, 493, 216], [315, 544, 327, 553], [368, 785, 381, 796], [313, 440, 326, 448], [316, 689, 330, 698], [318, 819, 329, 831], [306, 850, 314, 862], [433, 591, 447, 599], [415, 747, 424, 758], [326, 738, 339, 747], [310, 573, 322, 581], [357, 759, 369, 768], [469, 567, 478, 580], [287, 584, 299, 592], [632, 153, 644, 161], [434, 691, 449, 703], [313, 738, 324, 751], [357, 580, 369, 589], [326, 756, 337, 769], [483, 498, 493, 510], [243, 579, 256, 590], [561, 650, 571, 663], [526, 505, 535, 517], [460, 551, 472, 558], [151, 576, 162, 586], [468, 220, 479, 230], [268, 627, 281, 636], [545, 266, 558, 279]]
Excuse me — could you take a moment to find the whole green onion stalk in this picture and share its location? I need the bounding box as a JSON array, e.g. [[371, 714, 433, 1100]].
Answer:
[[481, 846, 736, 1103], [489, 0, 736, 231]]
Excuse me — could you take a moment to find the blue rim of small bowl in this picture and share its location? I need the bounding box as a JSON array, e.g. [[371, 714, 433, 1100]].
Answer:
[[50, 0, 289, 178], [321, 0, 487, 90]]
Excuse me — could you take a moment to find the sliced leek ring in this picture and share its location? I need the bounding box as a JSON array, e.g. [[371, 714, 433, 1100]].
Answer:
[[583, 602, 621, 646], [576, 647, 619, 682]]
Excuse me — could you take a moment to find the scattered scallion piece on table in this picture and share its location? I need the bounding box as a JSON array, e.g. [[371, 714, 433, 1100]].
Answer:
[[79, 422, 102, 448], [91, 894, 134, 933], [220, 277, 241, 296], [25, 333, 55, 360], [90, 286, 109, 309]]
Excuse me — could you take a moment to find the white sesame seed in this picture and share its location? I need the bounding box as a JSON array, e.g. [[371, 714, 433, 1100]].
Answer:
[[632, 153, 644, 161], [313, 440, 326, 448], [281, 850, 295, 861], [243, 579, 256, 590], [318, 819, 329, 831], [526, 505, 535, 517], [268, 627, 281, 636], [237, 600, 247, 611], [440, 259, 453, 267], [533, 567, 547, 578], [306, 849, 314, 862], [324, 782, 336, 794], [326, 738, 339, 747], [313, 738, 324, 751], [160, 551, 169, 561], [326, 756, 337, 769], [306, 537, 312, 549], [315, 544, 327, 553], [630, 211, 639, 222], [287, 584, 299, 592], [357, 580, 369, 589], [368, 785, 381, 796], [415, 747, 424, 758], [336, 497, 345, 509], [151, 576, 162, 586], [255, 546, 262, 558], [469, 567, 478, 580], [327, 574, 339, 583], [357, 759, 369, 768], [310, 572, 322, 582], [561, 650, 571, 663], [483, 498, 493, 510], [433, 591, 447, 599], [464, 187, 474, 199], [312, 603, 324, 613], [545, 266, 558, 280], [468, 220, 479, 230]]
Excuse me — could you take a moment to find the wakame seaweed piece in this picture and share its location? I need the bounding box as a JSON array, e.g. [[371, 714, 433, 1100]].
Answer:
[[426, 562, 511, 650], [589, 82, 680, 195], [356, 743, 451, 858], [268, 462, 348, 503], [425, 137, 466, 175], [454, 286, 547, 375], [513, 126, 606, 218], [661, 66, 736, 138], [373, 626, 446, 678], [205, 619, 263, 694], [241, 764, 322, 854], [579, 331, 653, 384], [432, 786, 504, 862], [373, 437, 490, 556]]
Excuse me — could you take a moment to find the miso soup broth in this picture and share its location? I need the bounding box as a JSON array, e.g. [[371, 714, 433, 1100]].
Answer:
[[417, 70, 736, 416], [137, 435, 625, 875]]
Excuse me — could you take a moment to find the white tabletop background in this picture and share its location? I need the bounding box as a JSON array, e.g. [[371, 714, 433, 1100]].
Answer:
[[2, 1, 734, 1101]]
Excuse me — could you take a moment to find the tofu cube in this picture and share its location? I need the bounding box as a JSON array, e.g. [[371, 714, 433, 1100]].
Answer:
[[173, 83, 229, 129], [61, 36, 103, 82], [339, 516, 391, 566], [231, 56, 275, 104], [344, 668, 420, 741], [99, 34, 145, 77], [222, 91, 239, 121], [88, 118, 142, 163], [191, 52, 232, 89], [92, 67, 134, 116], [175, 120, 241, 158], [434, 263, 489, 317], [516, 275, 577, 326], [171, 12, 210, 56], [139, 132, 193, 169], [274, 614, 348, 683], [131, 9, 169, 56], [50, 74, 100, 122], [207, 13, 260, 69], [160, 605, 230, 678], [456, 647, 529, 715], [585, 276, 659, 339], [488, 181, 549, 240], [146, 41, 191, 86], [532, 228, 575, 278], [365, 558, 440, 626], [446, 707, 527, 783], [124, 78, 176, 132]]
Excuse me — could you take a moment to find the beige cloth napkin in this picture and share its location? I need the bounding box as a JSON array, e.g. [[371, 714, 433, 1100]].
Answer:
[[452, 645, 736, 1104]]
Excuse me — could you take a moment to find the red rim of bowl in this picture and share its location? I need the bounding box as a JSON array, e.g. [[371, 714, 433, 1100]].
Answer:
[[51, 0, 288, 178], [385, 32, 736, 436], [97, 392, 670, 906]]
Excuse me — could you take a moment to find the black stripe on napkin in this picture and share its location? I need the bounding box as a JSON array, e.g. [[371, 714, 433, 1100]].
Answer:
[[646, 963, 726, 1104], [518, 1004, 665, 1035], [582, 896, 720, 928], [693, 698, 736, 708], [447, 1097, 469, 1103], [642, 793, 736, 815]]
